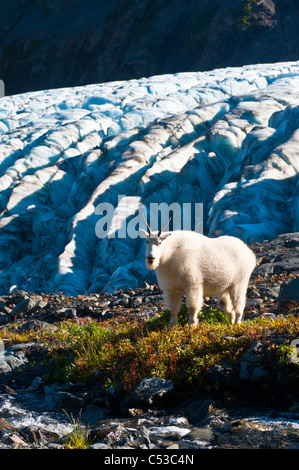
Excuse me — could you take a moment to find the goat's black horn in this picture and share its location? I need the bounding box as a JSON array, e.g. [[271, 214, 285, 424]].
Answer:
[[158, 216, 172, 237], [143, 215, 151, 235]]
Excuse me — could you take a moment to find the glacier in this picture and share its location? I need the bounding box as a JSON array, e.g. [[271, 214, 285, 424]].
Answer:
[[0, 61, 298, 295]]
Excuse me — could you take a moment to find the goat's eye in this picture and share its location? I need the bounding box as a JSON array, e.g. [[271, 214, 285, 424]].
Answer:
[[158, 240, 161, 245]]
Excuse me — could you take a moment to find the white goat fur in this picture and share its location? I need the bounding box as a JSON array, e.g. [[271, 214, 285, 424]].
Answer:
[[140, 229, 256, 327]]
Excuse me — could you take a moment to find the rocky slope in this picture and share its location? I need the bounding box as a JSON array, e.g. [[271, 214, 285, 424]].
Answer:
[[1, 0, 299, 96], [0, 232, 298, 449]]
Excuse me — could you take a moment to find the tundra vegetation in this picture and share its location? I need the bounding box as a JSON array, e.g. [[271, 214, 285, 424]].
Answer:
[[1, 287, 298, 400]]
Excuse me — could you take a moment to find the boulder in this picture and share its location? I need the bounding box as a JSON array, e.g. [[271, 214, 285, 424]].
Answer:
[[123, 377, 174, 411], [0, 345, 28, 373], [55, 391, 86, 412], [15, 320, 60, 333], [183, 427, 214, 442], [0, 313, 9, 325], [28, 376, 45, 392], [179, 399, 215, 425], [10, 298, 37, 316], [278, 277, 299, 312]]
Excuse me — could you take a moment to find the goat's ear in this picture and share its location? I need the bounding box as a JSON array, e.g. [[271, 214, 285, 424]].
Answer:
[[159, 231, 172, 240], [139, 229, 149, 238]]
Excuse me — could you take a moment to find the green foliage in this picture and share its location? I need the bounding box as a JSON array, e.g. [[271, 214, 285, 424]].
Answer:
[[1, 305, 298, 400], [235, 0, 258, 29], [62, 412, 93, 449], [276, 340, 299, 370], [154, 303, 230, 327], [44, 310, 299, 396]]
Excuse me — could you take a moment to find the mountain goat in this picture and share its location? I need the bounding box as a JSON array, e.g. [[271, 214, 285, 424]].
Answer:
[[140, 222, 256, 327]]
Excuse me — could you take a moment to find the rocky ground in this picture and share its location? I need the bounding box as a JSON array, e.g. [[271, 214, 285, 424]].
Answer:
[[0, 232, 298, 449]]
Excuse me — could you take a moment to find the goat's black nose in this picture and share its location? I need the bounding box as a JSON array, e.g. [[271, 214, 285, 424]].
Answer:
[[147, 256, 154, 262]]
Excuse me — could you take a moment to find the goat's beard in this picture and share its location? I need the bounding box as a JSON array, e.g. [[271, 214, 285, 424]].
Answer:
[[146, 259, 159, 270]]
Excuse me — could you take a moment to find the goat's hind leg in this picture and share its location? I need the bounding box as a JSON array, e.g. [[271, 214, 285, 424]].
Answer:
[[229, 285, 247, 325], [233, 292, 246, 325], [221, 291, 236, 325]]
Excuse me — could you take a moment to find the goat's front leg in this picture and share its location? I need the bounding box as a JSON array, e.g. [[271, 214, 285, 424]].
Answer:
[[164, 291, 181, 329], [186, 288, 203, 327]]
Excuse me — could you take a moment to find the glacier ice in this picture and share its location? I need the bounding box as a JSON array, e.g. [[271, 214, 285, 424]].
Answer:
[[0, 62, 298, 295]]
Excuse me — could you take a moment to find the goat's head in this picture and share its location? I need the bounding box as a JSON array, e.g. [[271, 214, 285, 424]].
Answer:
[[139, 217, 172, 270]]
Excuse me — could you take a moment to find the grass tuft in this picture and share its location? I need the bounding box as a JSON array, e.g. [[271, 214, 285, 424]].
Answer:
[[62, 412, 92, 449]]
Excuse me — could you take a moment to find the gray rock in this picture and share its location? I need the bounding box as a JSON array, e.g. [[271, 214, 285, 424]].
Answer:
[[55, 391, 86, 412], [184, 427, 213, 442], [273, 253, 299, 276], [97, 300, 111, 309], [250, 340, 263, 353], [54, 308, 77, 319], [265, 285, 280, 299], [240, 343, 265, 381], [104, 424, 127, 446], [251, 365, 270, 382], [241, 351, 263, 363], [128, 425, 151, 448], [0, 300, 8, 312], [130, 296, 143, 308], [46, 443, 64, 449], [165, 443, 180, 449], [239, 361, 269, 382], [206, 363, 236, 385], [181, 399, 214, 425], [0, 418, 16, 432], [34, 299, 48, 310], [239, 361, 250, 381], [106, 385, 123, 414], [0, 346, 28, 373], [15, 320, 60, 333], [278, 277, 299, 311], [2, 431, 29, 447], [124, 377, 174, 410], [80, 405, 108, 426], [28, 376, 45, 392], [9, 290, 29, 304], [27, 294, 43, 303], [119, 295, 130, 307], [246, 298, 264, 309], [253, 263, 274, 277], [0, 313, 9, 325], [10, 297, 37, 315], [88, 443, 111, 449], [89, 422, 118, 443], [247, 289, 260, 299], [276, 233, 299, 248]]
